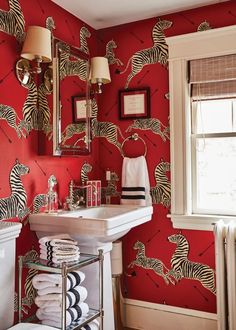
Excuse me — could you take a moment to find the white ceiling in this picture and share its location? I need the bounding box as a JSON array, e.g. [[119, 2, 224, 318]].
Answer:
[[51, 0, 228, 29]]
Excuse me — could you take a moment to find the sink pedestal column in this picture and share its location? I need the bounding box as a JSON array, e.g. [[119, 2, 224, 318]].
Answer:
[[79, 242, 115, 330]]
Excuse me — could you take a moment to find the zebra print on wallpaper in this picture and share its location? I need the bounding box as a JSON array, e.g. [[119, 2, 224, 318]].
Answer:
[[14, 249, 39, 314], [46, 16, 56, 32], [0, 159, 29, 221], [59, 42, 88, 81], [128, 240, 175, 285], [37, 81, 52, 133], [0, 0, 25, 42], [22, 79, 38, 132], [117, 19, 172, 88], [78, 26, 91, 54], [0, 104, 30, 138], [80, 162, 92, 184], [126, 118, 170, 142], [105, 40, 123, 66], [168, 234, 216, 295], [150, 159, 171, 208], [91, 98, 125, 151]]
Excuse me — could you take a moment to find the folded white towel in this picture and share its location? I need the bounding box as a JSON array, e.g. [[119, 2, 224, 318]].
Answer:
[[33, 271, 85, 293], [39, 234, 78, 246], [121, 156, 152, 206], [37, 286, 62, 296], [40, 244, 80, 253], [40, 250, 80, 259], [40, 252, 80, 264], [37, 302, 89, 327], [35, 298, 61, 309]]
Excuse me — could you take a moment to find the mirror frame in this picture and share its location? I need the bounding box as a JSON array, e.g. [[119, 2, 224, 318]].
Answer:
[[52, 38, 91, 156]]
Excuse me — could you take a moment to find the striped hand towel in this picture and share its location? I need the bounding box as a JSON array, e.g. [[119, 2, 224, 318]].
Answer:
[[121, 156, 152, 206]]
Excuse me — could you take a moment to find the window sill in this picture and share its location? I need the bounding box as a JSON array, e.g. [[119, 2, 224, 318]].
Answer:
[[167, 214, 236, 231]]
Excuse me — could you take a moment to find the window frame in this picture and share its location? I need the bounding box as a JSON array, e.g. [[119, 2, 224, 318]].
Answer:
[[166, 25, 236, 231]]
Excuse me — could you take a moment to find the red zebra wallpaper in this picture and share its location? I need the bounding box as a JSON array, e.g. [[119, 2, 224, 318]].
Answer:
[[0, 0, 235, 321]]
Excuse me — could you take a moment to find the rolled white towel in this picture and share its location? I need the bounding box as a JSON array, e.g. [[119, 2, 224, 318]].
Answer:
[[33, 271, 85, 293], [35, 286, 88, 309], [81, 319, 100, 330], [37, 302, 89, 327], [39, 234, 78, 246], [66, 285, 88, 307]]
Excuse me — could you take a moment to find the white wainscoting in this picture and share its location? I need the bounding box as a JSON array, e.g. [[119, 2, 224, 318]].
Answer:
[[123, 298, 217, 330]]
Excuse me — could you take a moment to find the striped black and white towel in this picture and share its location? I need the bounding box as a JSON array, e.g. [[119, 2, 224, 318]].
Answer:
[[121, 156, 152, 206]]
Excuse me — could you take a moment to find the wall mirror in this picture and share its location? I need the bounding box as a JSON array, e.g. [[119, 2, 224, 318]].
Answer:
[[52, 38, 91, 156]]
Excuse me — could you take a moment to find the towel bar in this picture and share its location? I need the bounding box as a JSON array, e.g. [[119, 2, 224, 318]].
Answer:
[[121, 133, 147, 157]]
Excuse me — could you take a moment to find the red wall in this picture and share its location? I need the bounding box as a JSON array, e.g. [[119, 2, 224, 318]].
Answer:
[[96, 1, 236, 313], [0, 0, 99, 317], [1, 0, 236, 319]]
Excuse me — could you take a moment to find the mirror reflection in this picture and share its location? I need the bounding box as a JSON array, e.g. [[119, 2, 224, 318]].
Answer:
[[53, 38, 91, 156]]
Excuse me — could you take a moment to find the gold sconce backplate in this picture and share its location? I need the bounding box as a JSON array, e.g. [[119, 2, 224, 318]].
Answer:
[[15, 58, 31, 85]]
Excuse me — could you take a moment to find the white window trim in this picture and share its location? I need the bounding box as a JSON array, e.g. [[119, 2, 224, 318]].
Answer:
[[166, 25, 236, 231]]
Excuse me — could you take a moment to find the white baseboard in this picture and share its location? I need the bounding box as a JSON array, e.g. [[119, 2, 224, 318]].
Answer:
[[122, 298, 218, 330]]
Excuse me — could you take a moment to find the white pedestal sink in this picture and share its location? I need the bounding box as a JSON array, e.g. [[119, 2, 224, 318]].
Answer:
[[29, 204, 153, 330]]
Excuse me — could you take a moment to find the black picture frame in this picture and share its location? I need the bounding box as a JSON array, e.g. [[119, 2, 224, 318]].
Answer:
[[119, 87, 150, 120]]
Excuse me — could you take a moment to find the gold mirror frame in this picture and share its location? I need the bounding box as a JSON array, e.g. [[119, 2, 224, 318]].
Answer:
[[52, 38, 91, 156]]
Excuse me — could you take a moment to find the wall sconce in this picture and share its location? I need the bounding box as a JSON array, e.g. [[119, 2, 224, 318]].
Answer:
[[16, 26, 52, 85], [89, 57, 111, 93]]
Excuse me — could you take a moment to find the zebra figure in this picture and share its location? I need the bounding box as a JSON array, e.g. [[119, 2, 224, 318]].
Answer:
[[0, 104, 29, 138], [59, 42, 88, 81], [32, 193, 48, 213], [168, 234, 216, 295], [80, 162, 93, 185], [117, 19, 172, 88], [0, 0, 25, 42], [78, 26, 91, 54], [37, 82, 52, 132], [22, 79, 38, 131], [0, 159, 30, 221], [126, 118, 170, 142], [150, 159, 171, 208], [128, 240, 175, 285], [105, 40, 123, 66]]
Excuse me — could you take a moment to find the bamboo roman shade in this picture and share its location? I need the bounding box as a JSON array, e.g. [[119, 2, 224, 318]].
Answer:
[[190, 54, 236, 100]]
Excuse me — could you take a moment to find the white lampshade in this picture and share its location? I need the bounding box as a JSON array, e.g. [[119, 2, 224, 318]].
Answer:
[[89, 57, 111, 84], [21, 26, 52, 63]]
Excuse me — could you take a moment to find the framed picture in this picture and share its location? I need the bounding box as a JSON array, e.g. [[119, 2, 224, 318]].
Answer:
[[72, 95, 89, 122], [119, 87, 150, 119]]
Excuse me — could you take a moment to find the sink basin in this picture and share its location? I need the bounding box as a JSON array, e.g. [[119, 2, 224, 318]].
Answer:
[[29, 204, 153, 246]]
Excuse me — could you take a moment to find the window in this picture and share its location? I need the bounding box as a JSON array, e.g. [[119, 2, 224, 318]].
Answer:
[[191, 99, 236, 216], [166, 25, 236, 230]]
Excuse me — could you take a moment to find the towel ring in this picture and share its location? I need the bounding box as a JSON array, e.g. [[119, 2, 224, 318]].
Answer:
[[121, 133, 147, 158]]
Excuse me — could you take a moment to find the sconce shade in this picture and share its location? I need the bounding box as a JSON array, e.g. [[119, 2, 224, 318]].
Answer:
[[21, 26, 52, 63], [89, 57, 111, 84]]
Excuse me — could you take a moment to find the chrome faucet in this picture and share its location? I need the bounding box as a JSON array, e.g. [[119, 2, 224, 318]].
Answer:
[[66, 180, 97, 210]]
